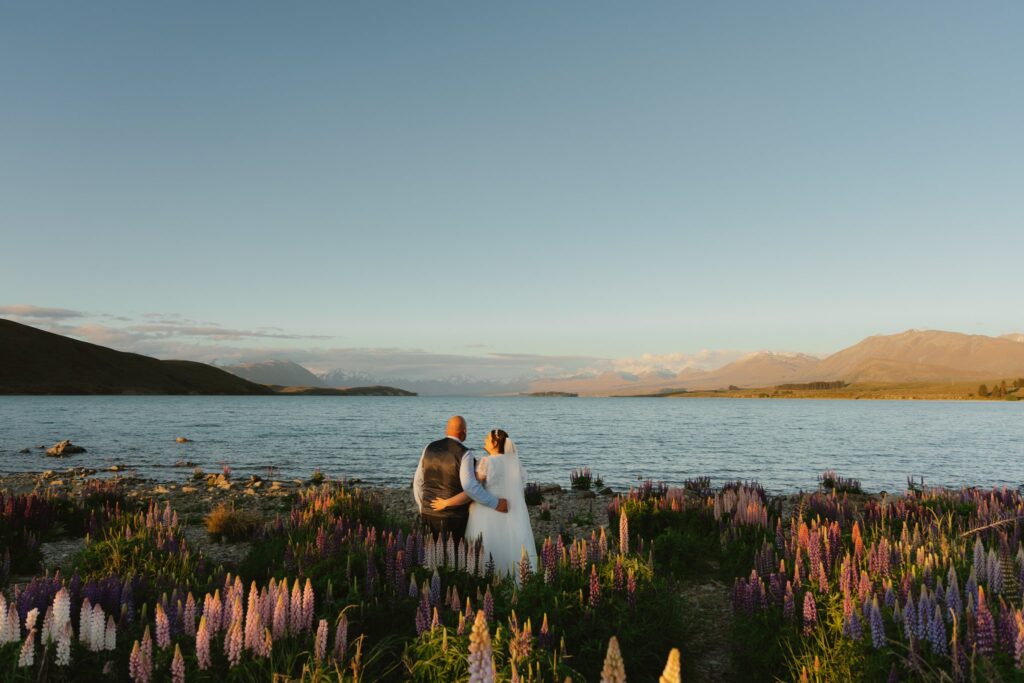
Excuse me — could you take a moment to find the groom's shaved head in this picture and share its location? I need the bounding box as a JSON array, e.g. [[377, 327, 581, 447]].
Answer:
[[446, 415, 467, 440]]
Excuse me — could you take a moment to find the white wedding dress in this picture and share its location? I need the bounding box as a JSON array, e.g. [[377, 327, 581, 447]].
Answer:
[[464, 439, 538, 580]]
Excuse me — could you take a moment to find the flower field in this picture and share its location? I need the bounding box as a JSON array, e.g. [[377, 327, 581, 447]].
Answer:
[[3, 472, 1024, 681]]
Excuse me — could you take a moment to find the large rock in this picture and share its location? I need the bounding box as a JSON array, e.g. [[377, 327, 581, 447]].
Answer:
[[46, 440, 86, 457]]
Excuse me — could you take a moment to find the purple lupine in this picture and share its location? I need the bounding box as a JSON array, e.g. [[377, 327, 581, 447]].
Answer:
[[414, 592, 430, 635], [483, 587, 494, 623], [916, 592, 931, 641], [802, 591, 817, 636], [903, 594, 916, 641], [928, 605, 947, 656], [626, 569, 637, 609], [870, 598, 886, 649], [973, 538, 986, 583], [429, 570, 441, 607], [946, 568, 963, 618], [976, 587, 996, 655], [588, 565, 601, 608], [783, 582, 795, 621]]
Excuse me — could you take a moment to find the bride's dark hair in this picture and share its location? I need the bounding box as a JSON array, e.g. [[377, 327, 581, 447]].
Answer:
[[490, 429, 509, 454]]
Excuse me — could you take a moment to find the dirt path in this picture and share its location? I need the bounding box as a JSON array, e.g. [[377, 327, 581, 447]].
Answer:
[[679, 575, 735, 682]]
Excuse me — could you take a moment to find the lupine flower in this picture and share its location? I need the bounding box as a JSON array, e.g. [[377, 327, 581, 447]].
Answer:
[[870, 598, 886, 649], [430, 570, 441, 607], [315, 619, 328, 664], [976, 586, 996, 655], [928, 605, 947, 656], [659, 648, 681, 683], [18, 628, 36, 667], [589, 565, 601, 608], [519, 547, 533, 586], [783, 582, 795, 621], [619, 509, 629, 555], [129, 640, 150, 683], [273, 593, 288, 639], [333, 612, 348, 663], [171, 644, 185, 683], [1014, 611, 1024, 669], [155, 604, 171, 649], [290, 579, 303, 634], [226, 619, 243, 667], [538, 613, 552, 650], [468, 610, 494, 683], [408, 576, 418, 599], [601, 636, 626, 683], [105, 615, 117, 651], [484, 587, 494, 623], [802, 591, 817, 635], [196, 615, 211, 670]]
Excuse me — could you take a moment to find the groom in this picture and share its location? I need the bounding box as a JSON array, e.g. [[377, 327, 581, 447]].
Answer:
[[413, 415, 508, 541]]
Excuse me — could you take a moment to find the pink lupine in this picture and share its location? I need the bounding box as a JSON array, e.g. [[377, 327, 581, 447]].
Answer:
[[171, 644, 185, 683], [803, 591, 817, 636], [155, 604, 171, 649], [226, 620, 243, 667], [334, 613, 348, 662], [315, 619, 328, 664], [273, 593, 288, 639], [589, 564, 601, 608], [17, 628, 35, 667], [141, 626, 153, 675], [290, 579, 303, 634], [196, 616, 211, 670], [79, 598, 93, 644], [303, 578, 315, 631], [129, 640, 150, 683], [184, 593, 197, 637]]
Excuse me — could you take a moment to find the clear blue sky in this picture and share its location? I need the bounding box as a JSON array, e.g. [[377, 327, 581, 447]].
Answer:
[[2, 2, 1021, 366]]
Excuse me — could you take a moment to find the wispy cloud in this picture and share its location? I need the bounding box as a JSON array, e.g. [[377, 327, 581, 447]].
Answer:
[[0, 304, 85, 319]]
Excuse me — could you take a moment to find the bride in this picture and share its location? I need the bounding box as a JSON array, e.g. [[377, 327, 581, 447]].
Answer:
[[430, 429, 537, 579]]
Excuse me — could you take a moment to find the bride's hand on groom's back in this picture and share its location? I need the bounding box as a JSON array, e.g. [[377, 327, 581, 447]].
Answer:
[[496, 499, 509, 513]]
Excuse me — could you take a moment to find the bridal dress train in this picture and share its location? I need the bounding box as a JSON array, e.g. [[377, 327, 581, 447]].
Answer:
[[464, 439, 538, 579]]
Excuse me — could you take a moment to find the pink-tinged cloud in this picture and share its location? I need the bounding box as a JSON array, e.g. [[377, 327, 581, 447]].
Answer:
[[0, 304, 84, 319]]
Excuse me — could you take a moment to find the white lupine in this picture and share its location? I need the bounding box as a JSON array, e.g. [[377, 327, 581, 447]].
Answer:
[[52, 588, 71, 636], [79, 599, 93, 644], [0, 606, 18, 643], [41, 608, 55, 644], [25, 607, 39, 632], [458, 540, 467, 572], [18, 628, 35, 667], [92, 604, 107, 651], [105, 615, 117, 651], [55, 622, 72, 666], [467, 543, 477, 576]]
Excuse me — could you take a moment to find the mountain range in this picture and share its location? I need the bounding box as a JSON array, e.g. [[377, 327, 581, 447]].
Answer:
[[527, 330, 1024, 396]]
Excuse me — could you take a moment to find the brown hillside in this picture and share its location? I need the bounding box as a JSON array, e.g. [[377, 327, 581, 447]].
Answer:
[[0, 318, 274, 395]]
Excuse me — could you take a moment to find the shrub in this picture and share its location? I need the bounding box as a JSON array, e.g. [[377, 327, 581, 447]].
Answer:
[[205, 504, 261, 541], [311, 468, 326, 485], [569, 467, 592, 491], [818, 469, 863, 494], [524, 482, 544, 506]]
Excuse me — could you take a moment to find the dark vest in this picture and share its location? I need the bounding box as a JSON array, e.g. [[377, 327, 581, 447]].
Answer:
[[420, 438, 469, 519]]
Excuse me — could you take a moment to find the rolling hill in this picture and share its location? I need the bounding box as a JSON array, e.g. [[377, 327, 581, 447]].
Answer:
[[0, 319, 274, 395]]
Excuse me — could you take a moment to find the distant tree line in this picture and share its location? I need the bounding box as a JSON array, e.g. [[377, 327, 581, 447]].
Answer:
[[978, 379, 1024, 398], [775, 381, 848, 391]]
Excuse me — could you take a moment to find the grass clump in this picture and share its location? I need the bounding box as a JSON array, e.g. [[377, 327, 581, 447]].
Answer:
[[205, 503, 261, 541]]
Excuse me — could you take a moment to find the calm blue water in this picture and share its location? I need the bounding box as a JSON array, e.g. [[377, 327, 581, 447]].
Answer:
[[0, 396, 1021, 493]]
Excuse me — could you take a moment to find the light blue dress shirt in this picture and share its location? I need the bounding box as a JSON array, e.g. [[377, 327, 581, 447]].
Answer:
[[412, 436, 500, 511]]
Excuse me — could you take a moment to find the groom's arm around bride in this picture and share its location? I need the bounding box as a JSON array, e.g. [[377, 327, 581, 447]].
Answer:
[[413, 415, 508, 541]]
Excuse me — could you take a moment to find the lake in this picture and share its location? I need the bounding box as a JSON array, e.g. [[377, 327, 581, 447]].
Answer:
[[0, 396, 1021, 493]]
